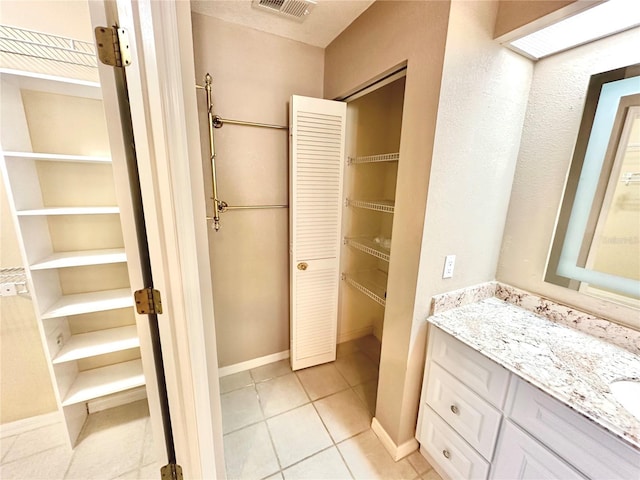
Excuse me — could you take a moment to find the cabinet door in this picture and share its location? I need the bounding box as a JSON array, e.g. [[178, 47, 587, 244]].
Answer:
[[289, 95, 346, 370], [491, 421, 586, 480]]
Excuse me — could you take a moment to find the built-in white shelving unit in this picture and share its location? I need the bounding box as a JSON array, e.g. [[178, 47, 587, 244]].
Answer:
[[0, 70, 145, 446], [41, 289, 135, 319], [30, 248, 127, 270], [53, 325, 139, 363], [16, 206, 120, 216], [61, 359, 144, 406]]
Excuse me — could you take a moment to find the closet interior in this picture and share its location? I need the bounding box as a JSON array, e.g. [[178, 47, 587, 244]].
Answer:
[[0, 69, 145, 446], [339, 75, 406, 348]]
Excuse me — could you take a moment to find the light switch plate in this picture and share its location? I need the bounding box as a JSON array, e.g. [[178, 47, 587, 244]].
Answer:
[[443, 255, 456, 279]]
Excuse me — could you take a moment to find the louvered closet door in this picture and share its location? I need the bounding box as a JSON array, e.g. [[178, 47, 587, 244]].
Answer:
[[289, 95, 346, 371]]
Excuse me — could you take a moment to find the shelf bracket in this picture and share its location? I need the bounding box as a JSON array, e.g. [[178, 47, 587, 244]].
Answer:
[[134, 288, 163, 315], [160, 463, 183, 480]]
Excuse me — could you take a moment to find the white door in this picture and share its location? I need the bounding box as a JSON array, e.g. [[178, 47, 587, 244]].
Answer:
[[89, 1, 224, 477], [289, 95, 346, 371]]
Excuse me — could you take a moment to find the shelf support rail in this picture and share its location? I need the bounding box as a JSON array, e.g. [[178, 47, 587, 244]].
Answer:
[[196, 74, 290, 231], [201, 73, 224, 231]]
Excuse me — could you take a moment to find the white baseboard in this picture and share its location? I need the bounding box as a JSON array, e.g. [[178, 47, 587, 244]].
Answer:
[[0, 411, 61, 438], [371, 417, 419, 461], [87, 386, 147, 414], [337, 325, 373, 344], [218, 350, 290, 378]]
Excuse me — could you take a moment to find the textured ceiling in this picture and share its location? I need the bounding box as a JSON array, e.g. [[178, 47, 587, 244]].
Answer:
[[190, 0, 375, 48]]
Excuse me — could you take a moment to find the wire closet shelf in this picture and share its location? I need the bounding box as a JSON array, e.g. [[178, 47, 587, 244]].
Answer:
[[0, 24, 98, 68]]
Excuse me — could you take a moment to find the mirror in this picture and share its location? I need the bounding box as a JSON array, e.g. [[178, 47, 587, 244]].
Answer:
[[546, 64, 640, 306]]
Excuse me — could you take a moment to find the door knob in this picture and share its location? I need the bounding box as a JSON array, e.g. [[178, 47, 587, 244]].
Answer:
[[297, 262, 308, 271]]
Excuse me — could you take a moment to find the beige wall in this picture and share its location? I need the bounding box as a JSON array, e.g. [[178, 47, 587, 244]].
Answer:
[[493, 0, 600, 38], [191, 13, 324, 367], [498, 27, 640, 329], [0, 173, 58, 423], [325, 0, 451, 444], [0, 0, 93, 42]]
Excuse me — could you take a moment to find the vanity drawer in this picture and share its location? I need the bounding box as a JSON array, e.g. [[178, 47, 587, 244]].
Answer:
[[491, 420, 586, 480], [426, 362, 502, 460], [420, 406, 489, 480], [506, 378, 640, 480], [430, 327, 510, 408]]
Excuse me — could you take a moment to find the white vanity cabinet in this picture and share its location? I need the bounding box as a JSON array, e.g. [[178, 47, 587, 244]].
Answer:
[[417, 325, 640, 480], [417, 327, 509, 479]]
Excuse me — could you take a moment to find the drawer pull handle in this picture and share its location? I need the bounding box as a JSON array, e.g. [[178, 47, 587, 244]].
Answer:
[[450, 404, 459, 414], [442, 449, 451, 459]]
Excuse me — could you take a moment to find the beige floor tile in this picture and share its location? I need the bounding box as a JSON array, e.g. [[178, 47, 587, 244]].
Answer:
[[314, 390, 371, 443], [422, 468, 443, 480], [352, 379, 378, 415], [137, 462, 163, 480], [0, 445, 72, 480], [354, 336, 381, 364], [407, 450, 433, 475], [220, 370, 254, 394], [221, 385, 264, 434], [141, 419, 160, 467], [2, 422, 69, 463], [0, 435, 17, 462], [337, 340, 360, 358], [224, 422, 280, 480], [65, 403, 147, 480], [334, 352, 379, 387], [250, 359, 292, 383], [267, 404, 332, 468], [264, 473, 283, 480], [256, 374, 309, 418], [282, 447, 352, 480], [111, 466, 141, 479], [338, 430, 417, 480], [296, 363, 349, 400]]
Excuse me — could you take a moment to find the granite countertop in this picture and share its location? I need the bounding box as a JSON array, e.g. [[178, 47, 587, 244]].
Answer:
[[428, 296, 640, 450]]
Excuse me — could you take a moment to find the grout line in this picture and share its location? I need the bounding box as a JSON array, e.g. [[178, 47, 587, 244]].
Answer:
[[254, 383, 283, 475]]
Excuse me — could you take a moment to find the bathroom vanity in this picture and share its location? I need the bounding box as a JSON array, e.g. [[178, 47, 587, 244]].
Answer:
[[416, 286, 640, 480]]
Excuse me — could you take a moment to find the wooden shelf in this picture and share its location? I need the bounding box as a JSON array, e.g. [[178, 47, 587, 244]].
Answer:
[[342, 270, 388, 307], [42, 288, 133, 319], [345, 237, 390, 262], [348, 152, 399, 165], [2, 151, 111, 164], [31, 248, 126, 270], [347, 199, 394, 214], [61, 359, 145, 406], [53, 326, 139, 364], [16, 206, 119, 216]]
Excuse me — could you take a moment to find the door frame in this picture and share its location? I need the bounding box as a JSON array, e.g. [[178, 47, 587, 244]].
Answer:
[[91, 1, 224, 477]]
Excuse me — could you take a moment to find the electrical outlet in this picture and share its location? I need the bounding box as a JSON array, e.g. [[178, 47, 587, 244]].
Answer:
[[56, 333, 63, 347], [0, 283, 17, 296], [443, 254, 456, 279]]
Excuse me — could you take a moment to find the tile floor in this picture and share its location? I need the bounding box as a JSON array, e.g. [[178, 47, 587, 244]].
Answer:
[[0, 399, 160, 480], [220, 336, 442, 480], [0, 336, 441, 480]]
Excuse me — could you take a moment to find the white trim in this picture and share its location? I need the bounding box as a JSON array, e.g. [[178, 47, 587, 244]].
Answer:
[[371, 417, 419, 461], [87, 386, 147, 414], [337, 326, 374, 344], [219, 350, 290, 378], [0, 412, 62, 438]]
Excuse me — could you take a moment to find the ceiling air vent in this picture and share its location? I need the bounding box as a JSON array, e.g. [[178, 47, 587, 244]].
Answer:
[[252, 0, 317, 22]]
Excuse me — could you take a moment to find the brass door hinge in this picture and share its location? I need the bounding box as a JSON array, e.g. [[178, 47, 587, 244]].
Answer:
[[160, 464, 183, 480], [94, 26, 131, 67], [134, 288, 163, 315]]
